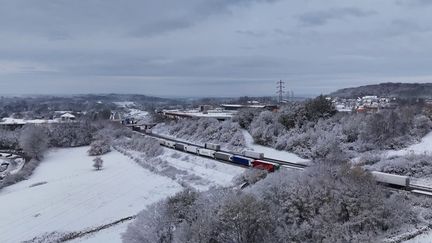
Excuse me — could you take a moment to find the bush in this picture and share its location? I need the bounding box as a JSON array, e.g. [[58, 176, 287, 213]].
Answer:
[[115, 135, 163, 158], [88, 139, 111, 156]]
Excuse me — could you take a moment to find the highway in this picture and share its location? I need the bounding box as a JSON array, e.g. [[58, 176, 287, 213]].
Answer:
[[132, 128, 432, 197]]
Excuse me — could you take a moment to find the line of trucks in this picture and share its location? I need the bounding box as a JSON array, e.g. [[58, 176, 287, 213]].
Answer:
[[158, 139, 280, 172], [154, 136, 416, 191]]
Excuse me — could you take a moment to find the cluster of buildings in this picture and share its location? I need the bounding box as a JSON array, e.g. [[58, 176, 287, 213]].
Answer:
[[0, 112, 77, 130], [161, 103, 278, 121], [331, 96, 397, 113]]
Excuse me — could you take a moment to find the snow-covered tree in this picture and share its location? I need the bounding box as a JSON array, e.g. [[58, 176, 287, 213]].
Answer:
[[123, 189, 198, 243], [249, 111, 285, 146], [19, 124, 49, 160], [93, 157, 103, 170], [48, 122, 95, 147], [215, 193, 274, 243], [0, 128, 20, 149], [154, 118, 245, 151], [233, 108, 261, 129], [252, 164, 414, 242], [88, 139, 111, 156]]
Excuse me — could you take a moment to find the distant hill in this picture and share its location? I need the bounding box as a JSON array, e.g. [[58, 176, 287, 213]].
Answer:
[[330, 82, 432, 99]]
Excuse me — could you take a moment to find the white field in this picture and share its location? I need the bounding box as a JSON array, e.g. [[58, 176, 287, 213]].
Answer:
[[70, 147, 246, 242], [0, 147, 183, 242], [0, 143, 244, 242]]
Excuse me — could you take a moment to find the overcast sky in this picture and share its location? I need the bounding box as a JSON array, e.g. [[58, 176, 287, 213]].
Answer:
[[1, 0, 432, 97]]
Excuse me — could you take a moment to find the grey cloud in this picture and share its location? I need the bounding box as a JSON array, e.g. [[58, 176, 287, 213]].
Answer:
[[236, 30, 267, 37], [385, 19, 431, 36], [396, 0, 432, 7], [298, 7, 377, 27], [1, 0, 432, 97], [0, 0, 274, 39]]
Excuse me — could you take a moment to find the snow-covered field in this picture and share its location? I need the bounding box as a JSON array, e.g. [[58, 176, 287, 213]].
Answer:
[[0, 147, 182, 242], [387, 132, 432, 157], [242, 130, 309, 163], [0, 141, 244, 242]]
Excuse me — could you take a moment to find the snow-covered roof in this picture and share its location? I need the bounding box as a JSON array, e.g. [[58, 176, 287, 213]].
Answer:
[[60, 113, 75, 118], [0, 118, 58, 125], [163, 109, 234, 119], [221, 104, 267, 108]]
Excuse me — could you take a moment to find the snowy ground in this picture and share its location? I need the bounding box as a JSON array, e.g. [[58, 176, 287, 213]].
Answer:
[[376, 131, 432, 242], [161, 148, 245, 189], [242, 130, 309, 163], [70, 221, 129, 243], [387, 132, 432, 157], [114, 101, 149, 120], [382, 131, 432, 187], [406, 230, 432, 243], [0, 147, 182, 242], [0, 142, 244, 242], [0, 152, 25, 178]]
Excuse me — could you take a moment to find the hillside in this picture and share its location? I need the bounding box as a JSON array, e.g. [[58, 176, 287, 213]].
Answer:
[[330, 82, 432, 99]]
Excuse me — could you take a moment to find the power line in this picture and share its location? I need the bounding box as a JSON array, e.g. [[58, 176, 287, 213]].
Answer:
[[276, 80, 285, 103]]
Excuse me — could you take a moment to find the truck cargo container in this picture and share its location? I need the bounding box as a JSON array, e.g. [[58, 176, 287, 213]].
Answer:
[[174, 143, 187, 151], [214, 152, 232, 161], [205, 143, 221, 151], [251, 160, 279, 172], [186, 145, 198, 154], [243, 151, 264, 159], [164, 141, 176, 148], [231, 156, 252, 167], [198, 148, 215, 158], [371, 171, 410, 188]]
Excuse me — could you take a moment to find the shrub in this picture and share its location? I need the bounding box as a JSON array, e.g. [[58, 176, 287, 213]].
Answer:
[[88, 139, 111, 156], [93, 157, 103, 170]]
